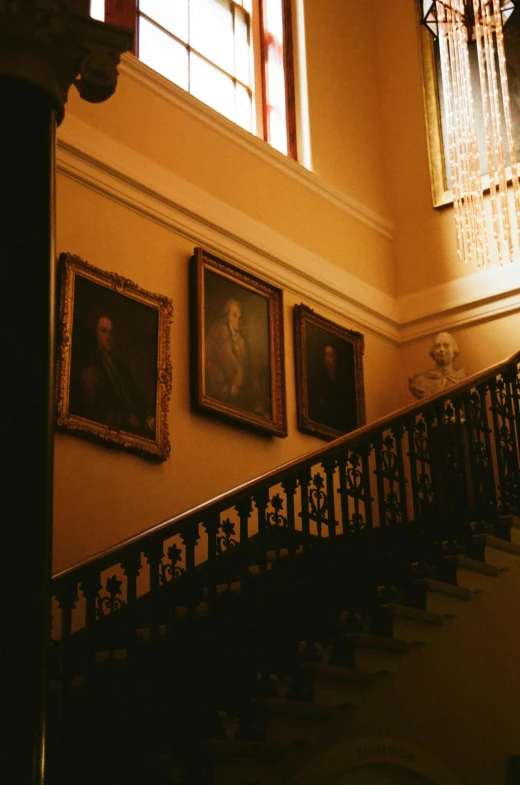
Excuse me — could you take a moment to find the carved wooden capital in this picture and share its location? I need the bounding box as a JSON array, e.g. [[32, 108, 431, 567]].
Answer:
[[0, 0, 134, 122]]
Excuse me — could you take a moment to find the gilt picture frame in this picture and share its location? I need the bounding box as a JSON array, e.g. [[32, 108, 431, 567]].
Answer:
[[294, 304, 366, 442], [56, 252, 173, 461], [191, 247, 287, 437]]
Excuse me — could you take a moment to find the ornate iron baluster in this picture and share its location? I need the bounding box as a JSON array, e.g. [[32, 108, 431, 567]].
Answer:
[[406, 414, 423, 524], [490, 374, 520, 512], [281, 475, 298, 555], [203, 513, 220, 612], [143, 540, 164, 641], [374, 431, 405, 528], [80, 571, 101, 673], [336, 448, 350, 536], [267, 492, 287, 559], [393, 424, 409, 525], [120, 550, 142, 656], [179, 522, 200, 621], [253, 487, 270, 573], [298, 467, 312, 549], [463, 384, 497, 527], [360, 442, 374, 531], [322, 457, 337, 538], [308, 471, 327, 538], [347, 450, 368, 533], [235, 497, 253, 587]]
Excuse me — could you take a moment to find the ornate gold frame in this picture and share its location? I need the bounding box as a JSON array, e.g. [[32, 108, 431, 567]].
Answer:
[[56, 252, 173, 461], [191, 247, 287, 438], [419, 22, 451, 207], [293, 305, 366, 442]]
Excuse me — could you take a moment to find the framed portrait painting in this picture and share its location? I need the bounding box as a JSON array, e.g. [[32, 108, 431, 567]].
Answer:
[[294, 305, 366, 441], [56, 252, 173, 461], [191, 248, 287, 437]]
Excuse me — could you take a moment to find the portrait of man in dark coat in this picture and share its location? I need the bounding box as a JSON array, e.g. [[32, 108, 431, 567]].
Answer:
[[68, 274, 158, 440]]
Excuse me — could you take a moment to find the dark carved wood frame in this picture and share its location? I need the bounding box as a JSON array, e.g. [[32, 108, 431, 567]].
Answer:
[[294, 304, 366, 441], [56, 252, 173, 461], [191, 247, 287, 437]]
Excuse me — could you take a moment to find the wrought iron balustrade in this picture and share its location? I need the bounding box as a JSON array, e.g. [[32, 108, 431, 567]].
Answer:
[[48, 350, 520, 782], [51, 350, 520, 649]]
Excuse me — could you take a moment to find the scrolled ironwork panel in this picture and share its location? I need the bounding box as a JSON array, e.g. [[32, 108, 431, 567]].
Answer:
[[373, 429, 407, 528], [337, 444, 372, 534], [490, 373, 520, 511], [96, 573, 126, 619], [308, 471, 328, 537]]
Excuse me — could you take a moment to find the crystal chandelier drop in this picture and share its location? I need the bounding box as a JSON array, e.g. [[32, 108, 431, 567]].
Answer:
[[420, 0, 520, 266]]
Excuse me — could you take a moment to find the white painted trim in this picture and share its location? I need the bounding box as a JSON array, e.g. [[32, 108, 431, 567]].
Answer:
[[118, 54, 393, 241], [398, 264, 520, 342], [293, 0, 312, 170], [56, 112, 520, 345], [56, 114, 400, 343]]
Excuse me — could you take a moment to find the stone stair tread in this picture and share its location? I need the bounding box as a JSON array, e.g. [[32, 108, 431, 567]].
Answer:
[[499, 514, 520, 529], [379, 603, 443, 626], [475, 533, 520, 556], [443, 554, 499, 576], [252, 698, 335, 719], [301, 663, 374, 685], [414, 578, 473, 600], [342, 633, 410, 654]]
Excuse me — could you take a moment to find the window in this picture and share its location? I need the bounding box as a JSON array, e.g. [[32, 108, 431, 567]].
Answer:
[[94, 0, 296, 158], [420, 5, 520, 206]]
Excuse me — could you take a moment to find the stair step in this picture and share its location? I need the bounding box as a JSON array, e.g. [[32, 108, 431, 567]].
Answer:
[[413, 578, 474, 614], [380, 604, 443, 626], [444, 555, 500, 577], [378, 604, 443, 644], [480, 534, 520, 556], [414, 578, 473, 600], [301, 663, 374, 686], [343, 633, 410, 654], [252, 698, 334, 720], [473, 534, 520, 570]]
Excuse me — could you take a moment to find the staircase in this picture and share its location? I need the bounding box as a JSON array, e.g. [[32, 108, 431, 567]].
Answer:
[[48, 352, 520, 785]]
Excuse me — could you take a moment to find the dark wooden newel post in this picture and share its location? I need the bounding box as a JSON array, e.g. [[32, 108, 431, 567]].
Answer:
[[0, 4, 132, 783]]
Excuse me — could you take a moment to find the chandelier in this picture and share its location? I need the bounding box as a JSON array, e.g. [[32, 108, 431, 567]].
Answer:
[[420, 0, 520, 266]]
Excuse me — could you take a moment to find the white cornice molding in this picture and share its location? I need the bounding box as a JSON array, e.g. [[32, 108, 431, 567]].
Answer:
[[56, 113, 520, 345], [56, 114, 400, 343], [118, 54, 394, 241], [398, 264, 520, 342]]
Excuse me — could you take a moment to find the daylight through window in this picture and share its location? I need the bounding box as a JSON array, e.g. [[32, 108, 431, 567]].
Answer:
[[94, 0, 296, 158]]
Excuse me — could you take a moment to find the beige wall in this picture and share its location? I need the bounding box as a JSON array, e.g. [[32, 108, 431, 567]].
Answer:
[[53, 174, 402, 573], [53, 0, 520, 572]]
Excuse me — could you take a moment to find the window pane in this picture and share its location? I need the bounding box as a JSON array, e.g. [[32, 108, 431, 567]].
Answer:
[[191, 53, 235, 121], [263, 0, 284, 42], [235, 6, 250, 86], [90, 0, 104, 21], [236, 83, 253, 131], [139, 17, 189, 90], [139, 0, 189, 42], [190, 0, 234, 74], [263, 0, 288, 154]]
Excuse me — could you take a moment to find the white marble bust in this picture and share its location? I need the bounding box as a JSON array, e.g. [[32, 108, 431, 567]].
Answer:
[[408, 332, 467, 400]]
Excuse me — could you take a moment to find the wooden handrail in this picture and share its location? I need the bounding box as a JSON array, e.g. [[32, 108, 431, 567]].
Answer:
[[53, 348, 520, 583]]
